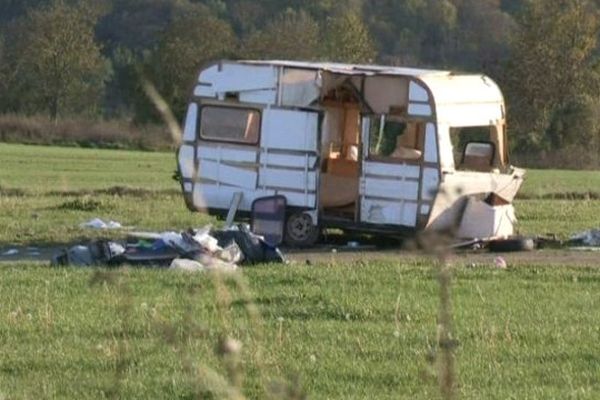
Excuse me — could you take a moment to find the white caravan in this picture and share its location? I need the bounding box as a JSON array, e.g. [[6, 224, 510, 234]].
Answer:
[[177, 60, 525, 246]]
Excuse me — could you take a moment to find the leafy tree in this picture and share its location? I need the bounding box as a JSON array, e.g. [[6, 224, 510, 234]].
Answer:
[[241, 9, 321, 60], [500, 0, 527, 15], [103, 46, 143, 118], [419, 0, 458, 65], [322, 10, 377, 63], [0, 36, 6, 102], [364, 0, 462, 66], [453, 0, 515, 73], [228, 0, 268, 34], [97, 0, 193, 55], [364, 0, 425, 65], [0, 0, 51, 24], [548, 94, 600, 149], [10, 1, 110, 119], [153, 7, 237, 117], [505, 0, 600, 150]]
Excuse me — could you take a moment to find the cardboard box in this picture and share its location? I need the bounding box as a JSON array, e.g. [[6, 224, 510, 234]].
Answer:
[[457, 197, 516, 239]]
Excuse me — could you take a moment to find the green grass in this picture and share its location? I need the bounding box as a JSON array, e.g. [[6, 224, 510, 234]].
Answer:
[[0, 143, 177, 192], [1, 262, 600, 399], [2, 143, 598, 196], [1, 143, 598, 245], [520, 169, 600, 198], [0, 144, 212, 245], [1, 143, 600, 398], [515, 199, 600, 237]]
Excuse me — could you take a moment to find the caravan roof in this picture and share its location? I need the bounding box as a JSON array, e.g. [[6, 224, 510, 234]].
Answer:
[[195, 60, 505, 128], [241, 59, 451, 77]]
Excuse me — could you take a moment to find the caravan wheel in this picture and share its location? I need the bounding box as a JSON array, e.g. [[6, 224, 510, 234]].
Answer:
[[284, 212, 320, 248]]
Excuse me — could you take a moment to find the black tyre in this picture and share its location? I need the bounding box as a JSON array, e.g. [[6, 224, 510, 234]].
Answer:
[[283, 212, 320, 248], [488, 237, 536, 252]]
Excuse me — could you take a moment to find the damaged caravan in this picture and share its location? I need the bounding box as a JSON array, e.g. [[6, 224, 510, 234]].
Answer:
[[177, 60, 525, 246]]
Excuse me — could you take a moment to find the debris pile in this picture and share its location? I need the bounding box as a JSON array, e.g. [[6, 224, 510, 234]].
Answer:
[[79, 218, 123, 230], [52, 225, 285, 271], [570, 229, 600, 247]]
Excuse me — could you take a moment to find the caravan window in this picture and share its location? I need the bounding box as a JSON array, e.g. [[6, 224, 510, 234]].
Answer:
[[451, 126, 506, 170], [200, 106, 261, 144], [368, 116, 424, 161]]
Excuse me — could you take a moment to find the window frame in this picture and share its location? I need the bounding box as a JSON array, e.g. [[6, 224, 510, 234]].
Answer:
[[366, 115, 425, 164], [450, 125, 506, 170], [198, 104, 262, 146]]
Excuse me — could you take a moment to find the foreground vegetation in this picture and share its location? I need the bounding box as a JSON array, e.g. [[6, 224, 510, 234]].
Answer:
[[1, 143, 599, 398], [2, 261, 600, 399]]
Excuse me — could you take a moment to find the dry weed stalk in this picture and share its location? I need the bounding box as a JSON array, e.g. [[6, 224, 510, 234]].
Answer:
[[436, 262, 456, 400], [142, 81, 306, 399], [89, 269, 133, 399], [141, 80, 182, 146], [417, 186, 459, 400]]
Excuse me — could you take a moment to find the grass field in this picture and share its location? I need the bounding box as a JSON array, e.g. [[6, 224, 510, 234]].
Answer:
[[1, 143, 600, 399], [2, 262, 600, 399], [1, 143, 599, 245]]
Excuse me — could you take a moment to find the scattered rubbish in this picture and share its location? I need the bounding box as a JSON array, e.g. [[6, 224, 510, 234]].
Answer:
[[457, 194, 516, 239], [341, 242, 377, 251], [449, 239, 482, 250], [569, 247, 600, 252], [52, 241, 122, 267], [493, 256, 507, 269], [211, 225, 285, 264], [217, 242, 244, 264], [535, 235, 563, 249], [169, 259, 205, 272], [52, 224, 285, 270], [126, 231, 162, 240], [80, 218, 123, 230], [251, 196, 286, 246], [487, 237, 536, 253], [570, 229, 600, 247], [0, 247, 43, 259], [108, 242, 126, 257], [170, 258, 237, 273], [66, 245, 94, 266]]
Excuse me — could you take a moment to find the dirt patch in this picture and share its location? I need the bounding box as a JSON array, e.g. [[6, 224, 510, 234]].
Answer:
[[1, 241, 598, 268], [286, 247, 600, 268]]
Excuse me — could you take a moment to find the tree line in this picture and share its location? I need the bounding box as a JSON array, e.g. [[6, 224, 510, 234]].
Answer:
[[0, 0, 599, 163]]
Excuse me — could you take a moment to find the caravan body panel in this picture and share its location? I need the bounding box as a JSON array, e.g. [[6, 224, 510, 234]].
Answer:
[[178, 60, 524, 240]]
